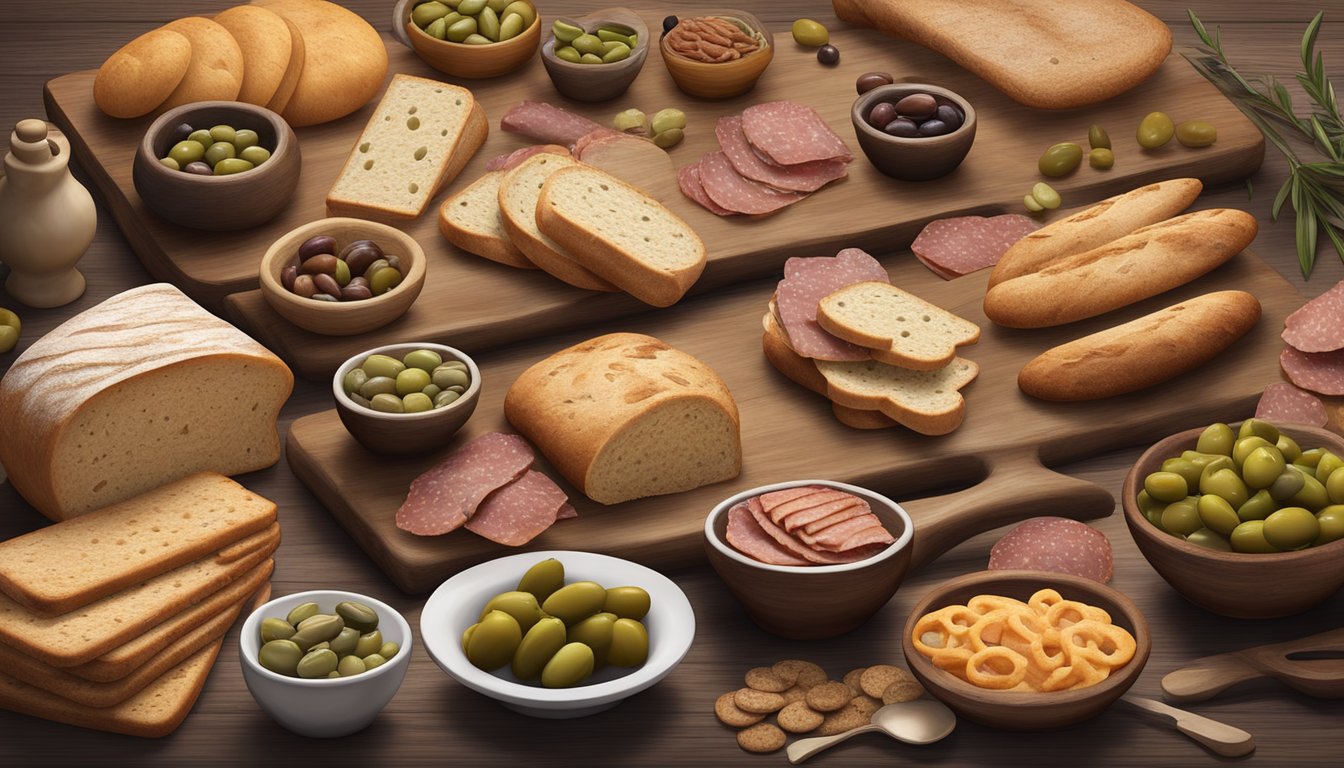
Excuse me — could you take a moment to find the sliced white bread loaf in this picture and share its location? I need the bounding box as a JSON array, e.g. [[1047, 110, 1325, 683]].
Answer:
[[498, 154, 619, 292], [438, 171, 536, 269], [816, 281, 981, 370], [536, 165, 707, 307], [816, 356, 979, 436], [326, 74, 487, 222]]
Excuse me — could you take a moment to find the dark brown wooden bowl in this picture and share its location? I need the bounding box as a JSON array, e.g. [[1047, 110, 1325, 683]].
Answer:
[[902, 569, 1150, 730], [851, 84, 976, 181], [540, 8, 650, 102], [1122, 422, 1344, 618]]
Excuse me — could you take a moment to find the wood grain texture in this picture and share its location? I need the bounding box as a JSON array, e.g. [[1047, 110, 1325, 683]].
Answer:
[[1, 2, 1344, 765]]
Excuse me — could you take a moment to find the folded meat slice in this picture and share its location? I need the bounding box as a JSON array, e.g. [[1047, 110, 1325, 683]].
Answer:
[[716, 116, 848, 193]]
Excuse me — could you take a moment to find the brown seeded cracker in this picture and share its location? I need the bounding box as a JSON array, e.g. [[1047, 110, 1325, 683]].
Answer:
[[817, 702, 870, 736], [777, 701, 824, 734], [843, 667, 868, 696], [715, 691, 766, 727], [882, 678, 925, 704], [745, 666, 791, 693], [850, 694, 882, 718], [737, 722, 787, 753], [805, 681, 853, 712], [860, 664, 915, 698], [735, 687, 786, 714], [773, 659, 827, 689], [780, 685, 807, 704]]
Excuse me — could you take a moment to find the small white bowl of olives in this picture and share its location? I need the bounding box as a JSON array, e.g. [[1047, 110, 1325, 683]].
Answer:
[[240, 589, 412, 738]]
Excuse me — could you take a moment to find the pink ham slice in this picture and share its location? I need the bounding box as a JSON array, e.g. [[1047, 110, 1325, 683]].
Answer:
[[716, 116, 848, 193], [1282, 346, 1344, 396], [726, 501, 810, 566], [465, 469, 571, 546], [572, 127, 629, 159], [501, 101, 605, 146], [1283, 279, 1344, 353], [911, 215, 1039, 280], [798, 502, 870, 535], [762, 488, 849, 526], [485, 144, 569, 172], [741, 101, 853, 166], [678, 163, 738, 216], [1255, 382, 1329, 427], [758, 486, 828, 509], [781, 497, 865, 533], [776, 248, 890, 360], [988, 517, 1113, 583], [395, 432, 535, 536], [698, 151, 807, 215], [799, 514, 889, 551], [748, 498, 884, 565]]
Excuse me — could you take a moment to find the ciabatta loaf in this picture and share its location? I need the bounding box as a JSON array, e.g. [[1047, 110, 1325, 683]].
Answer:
[[816, 281, 980, 370], [438, 170, 536, 269]]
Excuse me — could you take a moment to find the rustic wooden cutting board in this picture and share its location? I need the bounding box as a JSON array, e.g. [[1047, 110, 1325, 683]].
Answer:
[[286, 245, 1300, 594], [43, 21, 1262, 379]]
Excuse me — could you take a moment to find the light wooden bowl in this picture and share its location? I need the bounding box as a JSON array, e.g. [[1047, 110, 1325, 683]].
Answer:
[[902, 570, 1150, 730], [660, 10, 773, 100], [1122, 422, 1344, 618], [540, 8, 650, 102], [392, 0, 541, 80], [851, 84, 977, 181], [132, 101, 299, 231], [258, 217, 426, 336]]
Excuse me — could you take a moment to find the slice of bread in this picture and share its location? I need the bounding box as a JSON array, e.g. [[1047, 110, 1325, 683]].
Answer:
[[761, 311, 898, 429], [537, 165, 707, 308], [816, 281, 981, 370], [498, 154, 619, 292], [327, 74, 488, 222], [93, 28, 191, 119], [816, 357, 979, 436], [213, 5, 293, 107], [265, 14, 306, 114], [438, 171, 536, 270], [159, 17, 244, 109]]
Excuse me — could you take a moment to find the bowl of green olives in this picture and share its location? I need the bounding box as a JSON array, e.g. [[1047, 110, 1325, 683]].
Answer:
[[133, 101, 299, 231], [240, 589, 412, 738], [393, 0, 541, 79], [333, 342, 481, 456], [420, 551, 695, 718], [540, 9, 650, 102], [1122, 419, 1344, 618]]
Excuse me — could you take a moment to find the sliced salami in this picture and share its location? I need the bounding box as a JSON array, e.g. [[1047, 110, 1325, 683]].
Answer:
[[748, 498, 883, 565], [798, 502, 869, 535], [485, 144, 569, 172], [500, 101, 605, 146], [716, 116, 848, 193], [395, 432, 535, 536], [763, 489, 848, 526], [678, 163, 738, 216], [799, 514, 886, 551], [726, 501, 810, 566], [741, 102, 853, 166], [776, 248, 889, 360], [781, 497, 865, 533], [1281, 346, 1344, 396], [1255, 381, 1329, 426], [557, 503, 579, 520], [988, 517, 1113, 583], [911, 214, 1039, 280], [698, 151, 807, 215], [465, 469, 570, 546], [1282, 279, 1344, 353], [838, 525, 897, 551], [759, 485, 829, 510]]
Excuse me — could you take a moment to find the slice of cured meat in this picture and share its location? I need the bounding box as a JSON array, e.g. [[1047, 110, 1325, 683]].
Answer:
[[1281, 346, 1344, 396], [911, 215, 1039, 280], [798, 502, 869, 535], [781, 497, 865, 533], [776, 248, 889, 360], [501, 101, 605, 146], [725, 501, 810, 566], [741, 101, 853, 166], [748, 498, 881, 565], [988, 517, 1113, 583], [799, 514, 888, 551], [762, 488, 849, 526], [1282, 279, 1344, 353], [1255, 381, 1329, 427], [678, 163, 738, 216], [465, 469, 570, 546], [716, 116, 848, 193], [758, 485, 828, 510], [485, 144, 569, 172], [557, 504, 579, 520], [698, 151, 807, 215], [572, 127, 628, 159], [395, 432, 535, 536]]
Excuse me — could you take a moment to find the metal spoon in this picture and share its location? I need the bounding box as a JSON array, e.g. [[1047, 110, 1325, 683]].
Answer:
[[786, 699, 957, 764]]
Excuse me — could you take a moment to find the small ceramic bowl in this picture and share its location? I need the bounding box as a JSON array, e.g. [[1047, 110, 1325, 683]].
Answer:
[[258, 217, 426, 336], [851, 84, 977, 181], [541, 8, 650, 102], [240, 589, 412, 738], [333, 342, 481, 456], [392, 0, 542, 79], [132, 101, 299, 231], [703, 480, 914, 640], [420, 550, 695, 718], [1122, 422, 1344, 618], [660, 10, 773, 99], [903, 570, 1151, 730]]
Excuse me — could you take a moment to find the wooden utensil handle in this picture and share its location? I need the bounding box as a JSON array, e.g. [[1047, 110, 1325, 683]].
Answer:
[[786, 724, 880, 764], [901, 449, 1115, 571], [1161, 658, 1265, 704], [1119, 695, 1255, 758]]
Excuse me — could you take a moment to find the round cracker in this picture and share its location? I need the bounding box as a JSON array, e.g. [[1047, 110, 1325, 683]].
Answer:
[[737, 722, 787, 753], [805, 681, 852, 713], [860, 664, 915, 698], [212, 5, 292, 106], [777, 701, 824, 734], [94, 28, 192, 118], [715, 691, 766, 728], [745, 666, 791, 693], [265, 15, 306, 114], [882, 678, 925, 704], [160, 17, 244, 109], [850, 694, 882, 718], [842, 667, 868, 696], [734, 687, 786, 714], [780, 685, 807, 705], [817, 703, 869, 736], [773, 659, 827, 689]]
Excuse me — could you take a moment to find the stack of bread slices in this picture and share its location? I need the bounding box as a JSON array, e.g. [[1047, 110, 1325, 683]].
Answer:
[[762, 248, 980, 435]]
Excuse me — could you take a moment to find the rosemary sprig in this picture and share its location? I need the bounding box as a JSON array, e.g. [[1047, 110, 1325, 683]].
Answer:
[[1184, 10, 1344, 278]]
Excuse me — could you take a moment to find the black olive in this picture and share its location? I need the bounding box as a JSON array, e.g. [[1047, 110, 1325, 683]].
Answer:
[[661, 15, 678, 38], [817, 44, 840, 65]]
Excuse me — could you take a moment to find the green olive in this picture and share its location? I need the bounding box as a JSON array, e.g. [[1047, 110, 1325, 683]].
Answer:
[[286, 602, 321, 626], [568, 612, 616, 664], [239, 146, 270, 166], [204, 140, 235, 168], [158, 157, 180, 171], [337, 655, 367, 677], [213, 158, 254, 175], [1276, 434, 1303, 464], [478, 591, 545, 632], [187, 129, 213, 147], [652, 128, 685, 149], [477, 6, 500, 40], [1298, 448, 1326, 468], [1038, 142, 1083, 177], [603, 586, 651, 620], [1185, 527, 1232, 552], [541, 642, 595, 688], [363, 653, 388, 670], [462, 623, 478, 649], [1316, 505, 1344, 545], [370, 393, 405, 413], [168, 140, 206, 165], [457, 0, 488, 14], [259, 639, 303, 676], [651, 108, 687, 136], [434, 391, 462, 408], [1030, 182, 1062, 210], [291, 614, 345, 651], [1197, 423, 1235, 456], [1238, 489, 1279, 522], [551, 19, 583, 43], [1232, 436, 1274, 471], [1137, 111, 1175, 148], [362, 354, 406, 380], [380, 642, 399, 659], [1160, 497, 1203, 536], [1293, 472, 1330, 510], [330, 627, 360, 656], [1197, 494, 1240, 536], [335, 601, 379, 633], [1242, 446, 1287, 489], [354, 629, 384, 658], [403, 393, 433, 413], [297, 648, 339, 679], [1137, 490, 1162, 516], [1269, 466, 1307, 501], [1315, 452, 1344, 483], [359, 376, 397, 399], [334, 259, 351, 287], [425, 16, 448, 39], [1230, 520, 1279, 553], [542, 581, 608, 625], [233, 129, 259, 150], [1176, 120, 1217, 148], [571, 33, 604, 56], [1201, 468, 1248, 509], [502, 1, 535, 29], [446, 16, 478, 42], [1263, 506, 1320, 550], [370, 266, 403, 296], [467, 610, 523, 670], [601, 42, 631, 63], [1088, 124, 1111, 149], [607, 618, 649, 667], [396, 368, 432, 396], [463, 32, 493, 44], [1327, 466, 1344, 504], [260, 617, 296, 643], [1088, 148, 1115, 170], [511, 617, 566, 679], [207, 124, 236, 145], [597, 28, 636, 48], [517, 558, 565, 603], [554, 45, 581, 62], [1161, 458, 1204, 491], [402, 349, 443, 373], [1024, 194, 1045, 213], [1200, 456, 1235, 479], [1144, 471, 1188, 503], [1238, 418, 1280, 444], [791, 18, 829, 47], [498, 12, 525, 40]]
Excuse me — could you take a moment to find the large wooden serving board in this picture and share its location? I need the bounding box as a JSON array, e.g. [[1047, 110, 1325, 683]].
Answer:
[[287, 246, 1300, 593], [43, 21, 1262, 380]]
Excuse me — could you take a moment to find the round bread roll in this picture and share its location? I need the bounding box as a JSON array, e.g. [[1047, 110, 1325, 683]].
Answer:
[[93, 28, 192, 119], [160, 17, 245, 109], [265, 15, 307, 114], [212, 5, 292, 107]]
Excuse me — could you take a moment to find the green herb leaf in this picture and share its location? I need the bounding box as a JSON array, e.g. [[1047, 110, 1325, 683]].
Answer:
[[1273, 176, 1294, 220]]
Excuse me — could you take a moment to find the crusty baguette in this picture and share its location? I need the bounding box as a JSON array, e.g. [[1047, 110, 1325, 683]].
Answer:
[[761, 311, 898, 429], [1018, 291, 1261, 401], [983, 209, 1258, 328], [817, 281, 980, 371], [438, 171, 536, 270], [989, 178, 1204, 287]]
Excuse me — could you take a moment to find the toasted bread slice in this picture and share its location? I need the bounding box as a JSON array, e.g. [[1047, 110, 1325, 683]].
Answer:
[[816, 282, 980, 370]]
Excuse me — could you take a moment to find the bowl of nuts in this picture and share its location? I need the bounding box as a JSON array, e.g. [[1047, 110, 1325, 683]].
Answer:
[[393, 0, 541, 80], [258, 217, 426, 336], [850, 83, 977, 181], [660, 10, 773, 100], [540, 8, 650, 102]]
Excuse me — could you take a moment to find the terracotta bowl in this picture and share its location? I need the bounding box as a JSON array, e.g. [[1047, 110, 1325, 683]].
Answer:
[[703, 480, 914, 640], [540, 8, 650, 102], [132, 101, 299, 231], [392, 0, 541, 79], [851, 84, 977, 181], [333, 342, 481, 456], [1122, 422, 1344, 618], [660, 10, 773, 99], [258, 217, 426, 336], [902, 570, 1151, 730]]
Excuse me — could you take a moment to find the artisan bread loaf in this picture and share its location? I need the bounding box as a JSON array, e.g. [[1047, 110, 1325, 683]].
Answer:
[[505, 333, 741, 505], [0, 284, 293, 521], [327, 74, 488, 222], [983, 209, 1258, 328], [92, 28, 192, 119], [499, 154, 619, 291], [1018, 291, 1261, 401], [816, 356, 979, 436], [438, 171, 536, 269], [816, 281, 980, 370]]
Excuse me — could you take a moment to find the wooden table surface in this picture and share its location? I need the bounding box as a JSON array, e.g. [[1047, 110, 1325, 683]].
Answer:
[[1, 1, 1342, 765]]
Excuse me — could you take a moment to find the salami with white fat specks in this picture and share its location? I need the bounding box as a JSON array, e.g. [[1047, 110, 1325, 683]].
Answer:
[[1255, 382, 1328, 427], [557, 504, 578, 520], [395, 432, 534, 536], [698, 151, 806, 215], [484, 144, 569, 172], [465, 469, 571, 546], [500, 101, 605, 146], [716, 116, 848, 193], [988, 517, 1113, 583], [1282, 346, 1344, 396], [775, 248, 889, 360], [1282, 279, 1344, 352], [741, 102, 853, 166], [912, 215, 1039, 280], [726, 501, 810, 566], [677, 163, 738, 216]]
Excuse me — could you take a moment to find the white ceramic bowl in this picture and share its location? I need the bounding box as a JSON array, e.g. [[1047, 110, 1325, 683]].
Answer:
[[420, 550, 695, 718], [240, 589, 412, 738]]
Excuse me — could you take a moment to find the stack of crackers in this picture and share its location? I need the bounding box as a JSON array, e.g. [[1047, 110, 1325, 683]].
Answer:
[[714, 659, 925, 754], [0, 473, 278, 737]]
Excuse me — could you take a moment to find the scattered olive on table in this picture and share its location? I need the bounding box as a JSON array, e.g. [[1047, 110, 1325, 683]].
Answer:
[[611, 107, 686, 148], [855, 71, 894, 95], [661, 15, 677, 38], [1089, 148, 1115, 170], [342, 349, 471, 413], [791, 18, 829, 47], [258, 600, 399, 679], [552, 19, 637, 64], [816, 44, 840, 65], [159, 122, 269, 176], [0, 308, 20, 354], [1037, 142, 1083, 177], [410, 0, 535, 44], [1176, 120, 1218, 148], [1137, 111, 1176, 149], [864, 91, 964, 138], [1088, 124, 1111, 150], [282, 235, 404, 303]]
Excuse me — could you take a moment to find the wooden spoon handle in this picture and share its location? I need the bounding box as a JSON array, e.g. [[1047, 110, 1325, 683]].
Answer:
[[1119, 695, 1255, 758], [1161, 656, 1265, 703], [786, 724, 880, 764]]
